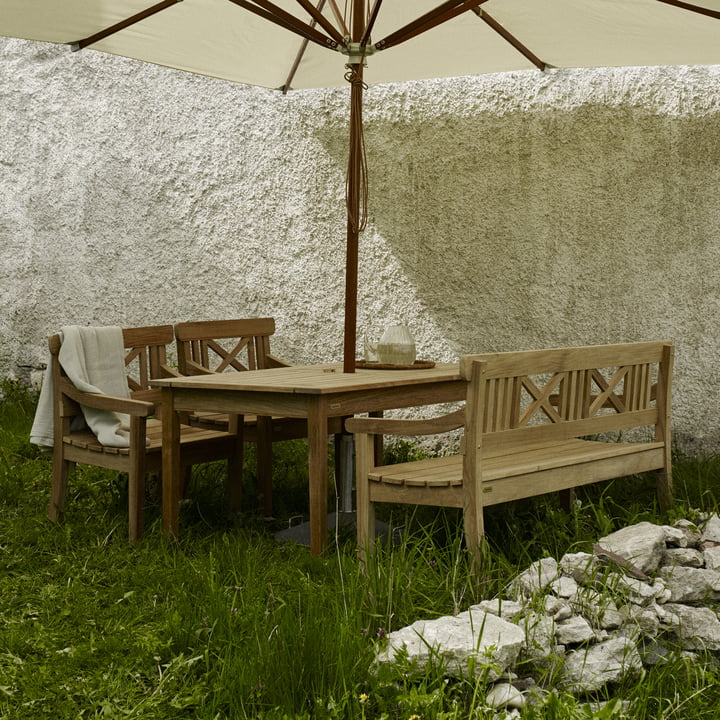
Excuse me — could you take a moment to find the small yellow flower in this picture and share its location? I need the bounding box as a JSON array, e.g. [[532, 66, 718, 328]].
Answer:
[[408, 715, 421, 720], [358, 693, 369, 704]]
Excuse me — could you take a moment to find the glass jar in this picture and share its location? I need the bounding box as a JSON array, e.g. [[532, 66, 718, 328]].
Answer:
[[377, 324, 416, 365]]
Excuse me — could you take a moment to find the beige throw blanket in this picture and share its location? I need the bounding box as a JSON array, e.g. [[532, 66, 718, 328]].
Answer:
[[30, 326, 131, 449]]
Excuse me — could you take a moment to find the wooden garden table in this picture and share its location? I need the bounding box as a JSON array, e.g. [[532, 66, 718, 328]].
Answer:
[[152, 362, 464, 555]]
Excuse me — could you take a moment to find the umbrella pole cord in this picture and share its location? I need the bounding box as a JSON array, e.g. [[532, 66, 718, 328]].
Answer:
[[345, 63, 368, 234]]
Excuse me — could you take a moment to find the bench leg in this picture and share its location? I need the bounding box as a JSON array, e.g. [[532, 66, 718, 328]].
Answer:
[[559, 488, 576, 512], [463, 497, 486, 575], [657, 466, 673, 512]]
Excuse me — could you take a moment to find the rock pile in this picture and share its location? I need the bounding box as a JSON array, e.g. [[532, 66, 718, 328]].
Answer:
[[376, 516, 720, 714]]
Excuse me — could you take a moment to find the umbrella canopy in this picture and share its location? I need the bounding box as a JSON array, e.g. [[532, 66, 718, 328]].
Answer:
[[1, 0, 720, 370]]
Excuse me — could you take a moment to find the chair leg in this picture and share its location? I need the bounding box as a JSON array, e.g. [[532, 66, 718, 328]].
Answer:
[[369, 411, 384, 465], [127, 468, 146, 543], [48, 450, 72, 523], [355, 433, 375, 566], [256, 416, 273, 516], [181, 467, 193, 498], [127, 420, 146, 542], [227, 415, 245, 514]]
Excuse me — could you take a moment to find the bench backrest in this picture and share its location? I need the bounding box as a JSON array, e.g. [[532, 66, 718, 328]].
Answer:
[[174, 318, 278, 374], [459, 341, 674, 453]]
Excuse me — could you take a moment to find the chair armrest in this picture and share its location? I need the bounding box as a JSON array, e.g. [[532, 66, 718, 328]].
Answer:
[[159, 364, 182, 378], [265, 354, 292, 368], [59, 379, 154, 417], [345, 408, 464, 437], [180, 359, 216, 376]]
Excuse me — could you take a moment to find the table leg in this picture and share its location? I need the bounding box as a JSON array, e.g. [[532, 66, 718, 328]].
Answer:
[[307, 398, 329, 556], [161, 387, 181, 540]]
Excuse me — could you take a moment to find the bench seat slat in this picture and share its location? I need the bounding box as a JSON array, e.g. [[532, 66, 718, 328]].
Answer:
[[369, 439, 663, 489]]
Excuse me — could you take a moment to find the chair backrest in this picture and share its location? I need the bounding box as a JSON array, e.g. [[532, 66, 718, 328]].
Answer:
[[174, 318, 279, 374], [48, 324, 176, 396], [459, 341, 674, 453], [122, 325, 177, 392]]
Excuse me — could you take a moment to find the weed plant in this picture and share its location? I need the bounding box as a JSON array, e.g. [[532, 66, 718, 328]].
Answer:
[[2, 379, 720, 718]]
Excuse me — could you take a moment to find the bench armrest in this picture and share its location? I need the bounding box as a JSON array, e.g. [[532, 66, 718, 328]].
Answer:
[[345, 408, 464, 437]]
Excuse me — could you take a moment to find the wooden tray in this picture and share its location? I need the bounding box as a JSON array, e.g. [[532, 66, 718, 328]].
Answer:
[[355, 360, 436, 370]]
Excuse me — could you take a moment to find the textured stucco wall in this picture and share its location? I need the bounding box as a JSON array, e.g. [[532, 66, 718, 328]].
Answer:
[[1, 37, 719, 452]]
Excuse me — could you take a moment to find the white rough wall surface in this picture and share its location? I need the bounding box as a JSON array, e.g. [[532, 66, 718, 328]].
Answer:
[[1, 38, 719, 453]]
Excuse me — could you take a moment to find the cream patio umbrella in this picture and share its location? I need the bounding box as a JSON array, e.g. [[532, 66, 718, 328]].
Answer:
[[1, 0, 719, 372]]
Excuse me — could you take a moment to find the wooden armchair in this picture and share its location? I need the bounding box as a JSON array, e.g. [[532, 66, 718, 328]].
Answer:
[[174, 318, 315, 515], [48, 324, 241, 541]]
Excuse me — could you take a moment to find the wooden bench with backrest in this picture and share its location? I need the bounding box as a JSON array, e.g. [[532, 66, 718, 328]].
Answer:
[[346, 341, 673, 563], [174, 317, 342, 516], [48, 324, 241, 541]]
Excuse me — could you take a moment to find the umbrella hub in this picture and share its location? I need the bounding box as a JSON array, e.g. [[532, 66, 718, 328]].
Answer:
[[341, 42, 375, 65]]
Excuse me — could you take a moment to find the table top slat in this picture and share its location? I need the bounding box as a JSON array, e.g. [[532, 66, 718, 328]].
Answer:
[[151, 363, 461, 395]]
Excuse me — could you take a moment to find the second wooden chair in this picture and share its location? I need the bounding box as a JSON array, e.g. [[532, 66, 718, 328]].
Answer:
[[174, 318, 311, 515]]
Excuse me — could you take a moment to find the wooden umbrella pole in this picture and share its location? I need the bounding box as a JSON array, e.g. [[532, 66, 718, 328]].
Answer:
[[343, 65, 363, 373], [343, 0, 366, 374]]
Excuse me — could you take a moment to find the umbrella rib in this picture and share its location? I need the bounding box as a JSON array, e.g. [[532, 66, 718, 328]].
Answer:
[[326, 0, 351, 37], [375, 0, 487, 51], [472, 8, 546, 70], [71, 0, 183, 50], [281, 38, 310, 92], [294, 0, 345, 44], [228, 0, 339, 50], [656, 0, 720, 19], [360, 0, 384, 48], [282, 0, 328, 92]]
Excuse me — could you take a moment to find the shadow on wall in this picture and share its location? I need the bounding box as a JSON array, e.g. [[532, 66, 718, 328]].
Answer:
[[314, 100, 720, 356]]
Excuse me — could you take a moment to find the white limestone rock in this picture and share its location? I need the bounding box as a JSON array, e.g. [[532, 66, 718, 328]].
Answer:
[[662, 547, 704, 568], [555, 615, 595, 646], [550, 575, 578, 599], [519, 612, 556, 664], [544, 595, 573, 621], [569, 587, 622, 629], [673, 519, 702, 548], [619, 604, 661, 637], [662, 524, 690, 548], [559, 552, 599, 584], [614, 575, 668, 606], [701, 514, 720, 544], [703, 546, 720, 571], [376, 609, 525, 681], [511, 557, 560, 598], [663, 603, 720, 651], [599, 522, 668, 574], [485, 683, 526, 710], [562, 636, 643, 695], [657, 566, 720, 603], [472, 599, 526, 621]]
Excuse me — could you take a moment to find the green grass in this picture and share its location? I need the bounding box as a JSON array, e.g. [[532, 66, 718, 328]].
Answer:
[[3, 378, 720, 718]]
